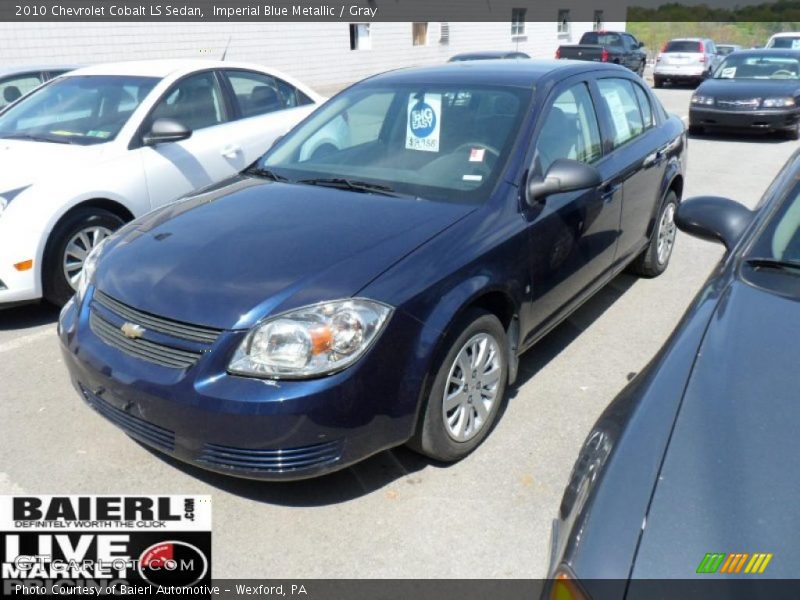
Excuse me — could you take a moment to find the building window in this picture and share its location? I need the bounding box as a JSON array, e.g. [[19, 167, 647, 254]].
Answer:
[[412, 22, 428, 46], [511, 8, 526, 36], [349, 23, 371, 50], [593, 10, 604, 31], [557, 9, 571, 35], [440, 22, 450, 45]]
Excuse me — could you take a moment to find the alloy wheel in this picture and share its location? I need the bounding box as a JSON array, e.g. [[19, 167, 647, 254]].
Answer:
[[657, 203, 677, 265], [442, 332, 503, 442], [62, 226, 113, 290]]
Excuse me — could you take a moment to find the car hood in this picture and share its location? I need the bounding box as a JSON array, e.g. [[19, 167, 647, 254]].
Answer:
[[631, 279, 800, 578], [0, 139, 103, 191], [95, 176, 475, 329], [697, 77, 800, 100]]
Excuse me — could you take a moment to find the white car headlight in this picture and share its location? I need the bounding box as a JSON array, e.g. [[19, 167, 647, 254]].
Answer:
[[761, 97, 796, 108], [691, 94, 715, 106], [229, 299, 393, 379], [75, 237, 109, 302]]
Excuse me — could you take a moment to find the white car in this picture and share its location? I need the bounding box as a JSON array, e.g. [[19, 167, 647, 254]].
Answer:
[[0, 59, 324, 306], [766, 32, 800, 49]]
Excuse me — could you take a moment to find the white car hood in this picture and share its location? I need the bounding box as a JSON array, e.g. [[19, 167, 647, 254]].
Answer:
[[0, 139, 106, 192]]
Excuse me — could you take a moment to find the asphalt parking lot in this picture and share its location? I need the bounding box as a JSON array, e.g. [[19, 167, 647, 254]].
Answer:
[[1, 84, 797, 579]]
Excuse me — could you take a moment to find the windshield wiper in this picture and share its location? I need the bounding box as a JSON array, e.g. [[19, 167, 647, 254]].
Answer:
[[746, 257, 800, 273], [296, 177, 401, 197], [0, 133, 74, 144], [244, 166, 289, 182]]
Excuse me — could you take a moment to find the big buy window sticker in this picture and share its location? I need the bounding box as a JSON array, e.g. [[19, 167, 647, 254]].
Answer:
[[406, 93, 442, 152]]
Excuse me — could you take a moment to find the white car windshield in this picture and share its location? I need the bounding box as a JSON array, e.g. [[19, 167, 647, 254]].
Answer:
[[259, 83, 531, 204], [0, 75, 159, 145]]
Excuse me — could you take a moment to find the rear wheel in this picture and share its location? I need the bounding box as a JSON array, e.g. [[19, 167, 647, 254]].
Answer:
[[628, 191, 679, 278], [408, 309, 508, 462], [43, 207, 124, 306]]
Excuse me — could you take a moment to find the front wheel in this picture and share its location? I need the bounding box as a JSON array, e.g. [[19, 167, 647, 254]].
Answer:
[[784, 122, 800, 140], [408, 309, 509, 462], [628, 191, 679, 278], [653, 76, 664, 88], [43, 207, 125, 306]]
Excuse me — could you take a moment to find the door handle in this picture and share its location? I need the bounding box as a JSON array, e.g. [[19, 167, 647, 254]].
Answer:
[[600, 182, 621, 203], [220, 144, 241, 159], [643, 148, 665, 168]]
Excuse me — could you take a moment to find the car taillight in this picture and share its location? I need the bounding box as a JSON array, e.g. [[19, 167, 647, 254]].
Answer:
[[601, 48, 609, 62], [699, 41, 705, 53], [661, 43, 668, 52], [656, 53, 662, 62], [555, 47, 561, 59]]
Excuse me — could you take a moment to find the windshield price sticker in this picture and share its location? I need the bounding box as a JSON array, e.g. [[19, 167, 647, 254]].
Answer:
[[406, 93, 442, 152], [720, 67, 737, 78], [1, 495, 214, 596]]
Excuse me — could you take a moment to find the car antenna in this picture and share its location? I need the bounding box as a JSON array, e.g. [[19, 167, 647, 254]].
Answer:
[[221, 35, 232, 61]]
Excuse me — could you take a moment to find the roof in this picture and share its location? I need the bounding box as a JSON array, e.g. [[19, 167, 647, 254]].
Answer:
[[770, 32, 800, 37], [365, 59, 624, 88], [727, 48, 800, 58], [0, 65, 79, 77], [66, 59, 270, 79], [449, 51, 529, 61]]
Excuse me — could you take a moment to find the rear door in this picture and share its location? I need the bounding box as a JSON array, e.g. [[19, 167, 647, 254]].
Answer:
[[219, 69, 318, 166], [522, 75, 622, 337], [594, 76, 668, 265], [137, 70, 241, 209]]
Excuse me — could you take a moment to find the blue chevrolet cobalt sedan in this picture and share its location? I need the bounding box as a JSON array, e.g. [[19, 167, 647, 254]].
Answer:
[[59, 61, 686, 480]]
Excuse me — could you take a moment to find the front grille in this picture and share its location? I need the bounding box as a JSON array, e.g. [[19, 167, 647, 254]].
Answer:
[[81, 386, 175, 451], [90, 311, 202, 368], [89, 291, 222, 369], [94, 291, 221, 343], [199, 440, 343, 472], [716, 99, 760, 110]]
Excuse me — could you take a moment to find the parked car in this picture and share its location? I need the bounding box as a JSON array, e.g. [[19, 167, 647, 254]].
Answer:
[[716, 43, 743, 56], [449, 51, 530, 62], [546, 148, 800, 593], [654, 38, 722, 87], [0, 59, 323, 307], [0, 65, 77, 110], [556, 31, 647, 76], [59, 60, 686, 481], [766, 31, 800, 49], [689, 49, 800, 138]]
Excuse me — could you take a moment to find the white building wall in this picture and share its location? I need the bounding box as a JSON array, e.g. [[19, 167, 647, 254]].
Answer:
[[0, 20, 625, 94]]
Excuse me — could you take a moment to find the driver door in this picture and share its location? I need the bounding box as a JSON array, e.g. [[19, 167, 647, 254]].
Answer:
[[137, 71, 242, 210]]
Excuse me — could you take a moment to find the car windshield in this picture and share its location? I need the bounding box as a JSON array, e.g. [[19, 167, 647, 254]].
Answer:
[[714, 55, 800, 80], [748, 185, 800, 264], [769, 36, 800, 49], [664, 40, 702, 53], [0, 75, 159, 145], [258, 83, 532, 204]]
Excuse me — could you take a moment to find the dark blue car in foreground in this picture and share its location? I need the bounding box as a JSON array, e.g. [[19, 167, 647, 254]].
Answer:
[[547, 150, 800, 594], [59, 60, 686, 480]]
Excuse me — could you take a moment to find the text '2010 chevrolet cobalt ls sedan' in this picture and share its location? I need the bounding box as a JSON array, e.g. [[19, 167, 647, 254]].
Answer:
[[59, 60, 686, 480]]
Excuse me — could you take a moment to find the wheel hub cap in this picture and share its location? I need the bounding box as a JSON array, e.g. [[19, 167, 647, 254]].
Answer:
[[657, 203, 677, 265], [62, 226, 113, 290]]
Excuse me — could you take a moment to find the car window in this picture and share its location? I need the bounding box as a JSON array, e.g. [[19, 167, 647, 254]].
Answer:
[[0, 74, 42, 108], [769, 36, 800, 49], [664, 40, 703, 53], [632, 82, 654, 129], [581, 32, 621, 46], [0, 75, 159, 145], [715, 54, 800, 80], [275, 77, 314, 108], [597, 78, 644, 148], [226, 70, 284, 118], [150, 72, 225, 131], [261, 83, 532, 204], [535, 82, 602, 173]]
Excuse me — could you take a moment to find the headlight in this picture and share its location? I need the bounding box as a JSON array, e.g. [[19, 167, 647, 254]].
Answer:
[[761, 96, 796, 108], [229, 299, 393, 379], [691, 94, 715, 106], [75, 237, 109, 302]]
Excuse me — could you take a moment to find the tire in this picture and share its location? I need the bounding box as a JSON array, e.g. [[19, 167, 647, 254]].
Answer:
[[784, 123, 800, 140], [408, 309, 509, 462], [637, 62, 645, 78], [653, 77, 663, 88], [43, 207, 125, 306], [688, 124, 704, 136], [628, 190, 679, 278]]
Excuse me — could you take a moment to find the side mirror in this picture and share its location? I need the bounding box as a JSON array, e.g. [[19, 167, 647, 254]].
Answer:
[[526, 159, 602, 206], [142, 118, 192, 146], [675, 196, 753, 252], [638, 41, 646, 49]]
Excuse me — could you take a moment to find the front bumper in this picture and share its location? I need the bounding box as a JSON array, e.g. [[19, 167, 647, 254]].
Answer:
[[58, 290, 425, 481], [689, 106, 800, 131]]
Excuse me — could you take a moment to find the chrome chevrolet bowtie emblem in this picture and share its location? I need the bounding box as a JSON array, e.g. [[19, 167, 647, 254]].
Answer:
[[120, 322, 145, 339]]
